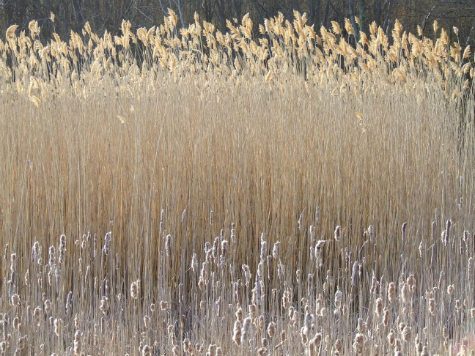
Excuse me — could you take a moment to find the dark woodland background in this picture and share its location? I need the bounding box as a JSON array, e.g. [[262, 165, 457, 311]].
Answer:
[[1, 0, 474, 44]]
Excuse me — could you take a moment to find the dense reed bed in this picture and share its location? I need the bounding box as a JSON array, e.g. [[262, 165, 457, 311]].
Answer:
[[0, 9, 474, 355]]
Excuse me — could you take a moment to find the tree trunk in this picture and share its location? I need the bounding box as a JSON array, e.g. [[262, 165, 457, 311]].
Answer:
[[374, 0, 382, 26], [310, 0, 322, 28], [358, 0, 365, 33], [349, 0, 358, 38], [383, 0, 394, 34], [324, 0, 331, 28], [216, 0, 226, 32]]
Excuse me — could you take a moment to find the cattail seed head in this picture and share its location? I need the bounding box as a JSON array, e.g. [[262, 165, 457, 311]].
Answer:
[[130, 280, 140, 300], [232, 320, 242, 345], [54, 318, 63, 337], [272, 242, 280, 259], [34, 307, 41, 326], [44, 299, 51, 314], [74, 330, 82, 355], [257, 347, 267, 356], [18, 335, 26, 350], [334, 226, 341, 241], [401, 283, 410, 304], [10, 294, 20, 307], [165, 234, 172, 256], [300, 327, 308, 345], [357, 318, 367, 333], [383, 308, 390, 326], [142, 345, 152, 356], [387, 330, 395, 346], [99, 296, 110, 314], [235, 306, 243, 322], [388, 282, 396, 303], [375, 298, 383, 318], [428, 298, 436, 315], [267, 322, 276, 338], [143, 315, 150, 329], [353, 333, 365, 354], [402, 326, 411, 342], [240, 317, 252, 345]]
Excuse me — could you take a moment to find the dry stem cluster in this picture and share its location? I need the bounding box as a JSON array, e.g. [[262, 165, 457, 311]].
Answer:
[[0, 9, 474, 356]]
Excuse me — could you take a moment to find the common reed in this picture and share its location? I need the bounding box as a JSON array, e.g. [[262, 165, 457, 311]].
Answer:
[[0, 9, 474, 355]]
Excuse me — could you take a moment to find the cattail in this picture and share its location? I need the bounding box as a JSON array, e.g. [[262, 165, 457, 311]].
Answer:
[[441, 230, 448, 246], [242, 265, 251, 286], [44, 299, 51, 315], [10, 294, 20, 307], [257, 347, 267, 355], [240, 317, 252, 345], [267, 322, 276, 338], [191, 253, 198, 273], [383, 308, 390, 326], [407, 274, 416, 289], [130, 280, 140, 300], [235, 305, 243, 322], [420, 346, 429, 356], [402, 326, 411, 342], [12, 317, 19, 330], [34, 307, 41, 326], [17, 336, 26, 350], [283, 289, 291, 309], [375, 298, 383, 318], [388, 282, 396, 303], [262, 338, 268, 348], [334, 226, 341, 241], [10, 253, 16, 273], [54, 318, 63, 337], [247, 304, 256, 322], [300, 327, 308, 345], [66, 291, 73, 312], [165, 234, 172, 256], [102, 232, 111, 256], [309, 225, 316, 241], [334, 339, 342, 352], [401, 222, 407, 243], [428, 298, 436, 315], [272, 241, 281, 259], [232, 320, 242, 345], [351, 261, 359, 285], [370, 273, 379, 295], [353, 333, 365, 354], [74, 330, 82, 355], [357, 318, 367, 334], [207, 344, 217, 356], [99, 296, 109, 314], [447, 284, 454, 296], [142, 345, 152, 356], [221, 240, 228, 257], [308, 333, 322, 356], [400, 283, 410, 304], [387, 330, 395, 346], [143, 315, 150, 329]]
